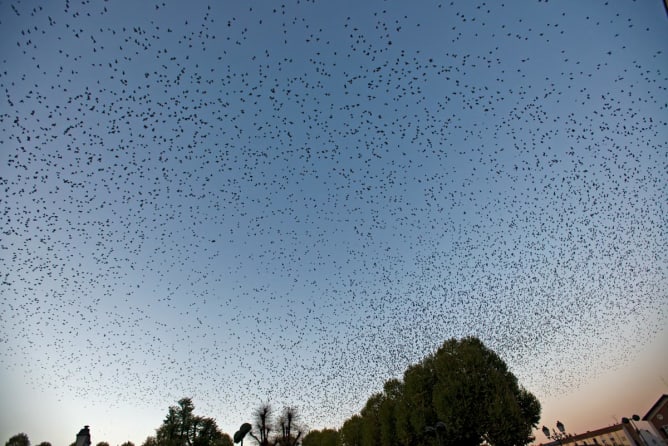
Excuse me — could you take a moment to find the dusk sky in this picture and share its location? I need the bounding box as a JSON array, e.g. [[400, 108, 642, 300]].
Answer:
[[1, 0, 666, 445]]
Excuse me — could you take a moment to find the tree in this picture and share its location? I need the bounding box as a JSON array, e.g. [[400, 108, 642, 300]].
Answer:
[[338, 337, 540, 446], [360, 393, 382, 446], [5, 433, 30, 446], [36, 442, 52, 446], [157, 405, 181, 446], [120, 442, 135, 446], [275, 407, 302, 446], [378, 379, 402, 446], [249, 404, 303, 446], [194, 418, 231, 446], [153, 397, 231, 446], [302, 429, 338, 446], [338, 415, 362, 446], [249, 404, 274, 446], [96, 442, 110, 446], [402, 356, 438, 441], [218, 434, 233, 446], [430, 337, 540, 446]]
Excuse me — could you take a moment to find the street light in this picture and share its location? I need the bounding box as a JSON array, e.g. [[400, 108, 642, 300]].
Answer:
[[425, 421, 446, 446], [75, 426, 91, 446], [622, 415, 647, 446], [541, 421, 567, 444], [234, 423, 253, 446]]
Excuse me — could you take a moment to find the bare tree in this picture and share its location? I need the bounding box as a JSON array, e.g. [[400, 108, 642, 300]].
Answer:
[[276, 407, 302, 446], [249, 404, 273, 446], [248, 404, 302, 446]]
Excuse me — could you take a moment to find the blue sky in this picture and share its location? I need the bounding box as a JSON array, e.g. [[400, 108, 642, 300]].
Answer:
[[1, 0, 666, 445]]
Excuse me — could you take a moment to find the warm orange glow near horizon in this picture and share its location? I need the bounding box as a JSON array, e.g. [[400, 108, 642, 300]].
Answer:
[[532, 330, 668, 443]]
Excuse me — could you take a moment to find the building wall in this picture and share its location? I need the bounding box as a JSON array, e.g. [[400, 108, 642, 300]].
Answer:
[[646, 397, 668, 442], [639, 428, 668, 446], [557, 424, 636, 446]]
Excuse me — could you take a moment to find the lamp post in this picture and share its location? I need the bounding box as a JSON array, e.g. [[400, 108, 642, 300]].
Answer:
[[234, 423, 253, 446], [541, 421, 567, 445], [75, 426, 91, 446], [425, 421, 446, 446], [622, 415, 646, 446]]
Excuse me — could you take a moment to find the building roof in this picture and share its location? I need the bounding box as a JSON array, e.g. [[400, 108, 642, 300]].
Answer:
[[535, 424, 632, 446], [566, 423, 629, 442], [642, 394, 668, 421]]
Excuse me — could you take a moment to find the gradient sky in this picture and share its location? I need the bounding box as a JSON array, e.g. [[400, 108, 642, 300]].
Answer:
[[1, 0, 666, 445]]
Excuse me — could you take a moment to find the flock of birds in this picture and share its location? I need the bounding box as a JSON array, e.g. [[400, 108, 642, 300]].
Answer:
[[1, 0, 666, 440]]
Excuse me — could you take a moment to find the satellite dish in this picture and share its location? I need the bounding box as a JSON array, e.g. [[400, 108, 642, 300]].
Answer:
[[234, 423, 252, 444]]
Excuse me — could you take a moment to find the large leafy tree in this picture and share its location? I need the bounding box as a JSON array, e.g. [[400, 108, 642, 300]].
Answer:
[[339, 337, 540, 446], [403, 356, 438, 439], [359, 393, 382, 446], [338, 415, 362, 446], [5, 433, 30, 446], [141, 437, 158, 446], [149, 397, 232, 446], [378, 379, 402, 446], [301, 429, 338, 446], [430, 337, 540, 446]]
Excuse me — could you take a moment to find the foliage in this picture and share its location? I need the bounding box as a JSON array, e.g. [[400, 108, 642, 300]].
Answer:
[[222, 431, 235, 446], [378, 380, 402, 446], [36, 442, 52, 446], [5, 433, 30, 446], [96, 442, 110, 446], [340, 337, 540, 446], [338, 415, 362, 446], [301, 429, 338, 446], [360, 393, 382, 446], [120, 442, 135, 446], [151, 397, 232, 446]]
